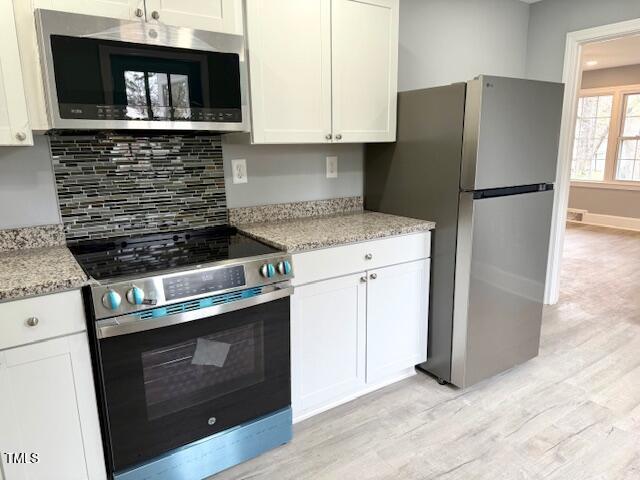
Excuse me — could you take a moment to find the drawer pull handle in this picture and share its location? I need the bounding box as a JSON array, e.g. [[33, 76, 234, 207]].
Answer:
[[370, 273, 378, 280], [25, 317, 39, 327], [360, 276, 367, 283], [365, 253, 373, 260]]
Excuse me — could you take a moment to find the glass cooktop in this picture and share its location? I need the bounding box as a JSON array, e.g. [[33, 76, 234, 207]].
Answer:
[[68, 226, 279, 281]]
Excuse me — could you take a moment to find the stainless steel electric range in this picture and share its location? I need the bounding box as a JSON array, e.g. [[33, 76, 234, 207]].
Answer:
[[69, 226, 293, 480]]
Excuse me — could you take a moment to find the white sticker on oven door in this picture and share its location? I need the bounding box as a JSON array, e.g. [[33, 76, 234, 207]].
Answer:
[[191, 338, 231, 367]]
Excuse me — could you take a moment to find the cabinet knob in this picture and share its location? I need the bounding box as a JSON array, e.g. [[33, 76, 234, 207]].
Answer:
[[360, 276, 367, 283], [151, 10, 160, 19], [15, 132, 27, 141], [25, 317, 39, 327], [134, 7, 144, 17], [365, 253, 373, 260], [369, 273, 378, 280], [335, 134, 342, 140], [325, 133, 332, 140]]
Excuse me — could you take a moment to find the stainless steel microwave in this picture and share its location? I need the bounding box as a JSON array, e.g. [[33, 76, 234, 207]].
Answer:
[[35, 9, 249, 132]]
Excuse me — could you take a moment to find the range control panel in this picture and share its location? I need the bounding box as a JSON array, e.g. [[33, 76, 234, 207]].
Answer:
[[91, 254, 294, 320], [164, 266, 246, 301]]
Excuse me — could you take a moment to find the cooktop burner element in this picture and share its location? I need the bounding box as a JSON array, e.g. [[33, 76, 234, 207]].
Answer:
[[69, 226, 279, 281]]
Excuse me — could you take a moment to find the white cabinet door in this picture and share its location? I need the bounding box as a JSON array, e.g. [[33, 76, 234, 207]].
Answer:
[[246, 0, 332, 144], [291, 273, 366, 420], [0, 334, 106, 480], [0, 0, 32, 146], [331, 0, 398, 143], [145, 0, 243, 34], [33, 0, 137, 19], [366, 259, 429, 384]]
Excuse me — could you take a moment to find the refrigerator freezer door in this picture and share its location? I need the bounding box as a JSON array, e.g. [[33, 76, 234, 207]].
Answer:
[[461, 76, 564, 191], [451, 189, 554, 388]]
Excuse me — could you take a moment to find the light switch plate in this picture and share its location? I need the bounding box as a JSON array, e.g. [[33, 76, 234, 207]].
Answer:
[[231, 159, 248, 184], [326, 156, 338, 178]]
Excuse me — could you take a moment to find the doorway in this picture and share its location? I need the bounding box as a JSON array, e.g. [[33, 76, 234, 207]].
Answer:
[[546, 18, 640, 305]]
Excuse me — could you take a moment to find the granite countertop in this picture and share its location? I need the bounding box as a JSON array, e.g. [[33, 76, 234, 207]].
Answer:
[[0, 226, 88, 303], [237, 211, 436, 253]]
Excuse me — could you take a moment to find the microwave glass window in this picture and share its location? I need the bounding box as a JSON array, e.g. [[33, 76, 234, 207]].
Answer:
[[49, 35, 242, 123], [141, 322, 266, 420], [124, 71, 148, 119]]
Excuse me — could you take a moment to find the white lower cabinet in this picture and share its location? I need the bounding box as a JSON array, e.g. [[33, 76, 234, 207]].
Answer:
[[291, 273, 366, 417], [366, 259, 429, 384], [0, 293, 106, 480], [291, 233, 431, 422]]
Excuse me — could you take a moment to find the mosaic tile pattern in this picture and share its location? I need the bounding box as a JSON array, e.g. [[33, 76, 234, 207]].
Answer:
[[0, 224, 66, 252], [50, 133, 227, 242], [228, 196, 364, 225]]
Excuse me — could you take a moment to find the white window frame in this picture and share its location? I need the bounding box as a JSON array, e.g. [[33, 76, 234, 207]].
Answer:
[[571, 84, 640, 191]]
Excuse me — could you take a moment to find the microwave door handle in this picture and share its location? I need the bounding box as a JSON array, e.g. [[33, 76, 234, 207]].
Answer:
[[95, 286, 293, 339]]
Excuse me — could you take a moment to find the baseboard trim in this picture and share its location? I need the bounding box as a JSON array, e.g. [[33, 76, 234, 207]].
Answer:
[[567, 210, 640, 232], [292, 367, 417, 424]]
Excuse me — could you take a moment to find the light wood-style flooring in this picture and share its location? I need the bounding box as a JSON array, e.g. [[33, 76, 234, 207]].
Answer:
[[216, 224, 640, 480]]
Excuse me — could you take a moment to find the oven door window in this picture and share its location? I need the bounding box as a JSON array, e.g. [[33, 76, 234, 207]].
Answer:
[[141, 321, 265, 420], [49, 35, 242, 122], [99, 298, 289, 472]]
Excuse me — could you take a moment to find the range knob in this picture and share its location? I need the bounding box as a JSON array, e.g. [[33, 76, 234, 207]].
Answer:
[[126, 286, 145, 305], [260, 263, 276, 278], [102, 290, 122, 310], [277, 260, 292, 275]]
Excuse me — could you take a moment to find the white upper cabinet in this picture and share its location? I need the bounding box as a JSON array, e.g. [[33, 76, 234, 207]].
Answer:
[[32, 0, 243, 33], [245, 0, 331, 144], [32, 0, 137, 20], [245, 0, 398, 144], [0, 0, 33, 146], [145, 0, 243, 34], [331, 0, 398, 143]]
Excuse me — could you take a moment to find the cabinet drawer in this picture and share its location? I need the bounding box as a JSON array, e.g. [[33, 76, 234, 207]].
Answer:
[[292, 232, 430, 286], [0, 290, 86, 350]]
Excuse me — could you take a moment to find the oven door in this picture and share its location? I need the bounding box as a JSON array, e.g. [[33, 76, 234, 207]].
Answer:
[[97, 295, 290, 473], [35, 9, 249, 132]]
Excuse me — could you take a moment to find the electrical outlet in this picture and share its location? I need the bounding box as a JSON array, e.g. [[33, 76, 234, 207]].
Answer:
[[231, 159, 248, 184], [326, 156, 338, 178]]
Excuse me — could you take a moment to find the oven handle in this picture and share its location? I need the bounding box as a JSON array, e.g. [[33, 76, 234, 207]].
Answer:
[[95, 286, 294, 339]]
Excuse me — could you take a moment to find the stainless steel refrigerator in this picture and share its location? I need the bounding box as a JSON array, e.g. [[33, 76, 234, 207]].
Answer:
[[365, 75, 564, 388]]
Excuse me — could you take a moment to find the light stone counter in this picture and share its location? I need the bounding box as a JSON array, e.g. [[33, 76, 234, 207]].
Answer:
[[237, 210, 435, 253], [0, 225, 88, 302]]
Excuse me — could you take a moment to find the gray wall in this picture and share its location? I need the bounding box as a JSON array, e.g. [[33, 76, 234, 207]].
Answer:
[[0, 135, 60, 229], [398, 0, 530, 91], [581, 64, 640, 89], [222, 143, 364, 208], [569, 187, 640, 218], [526, 0, 640, 82]]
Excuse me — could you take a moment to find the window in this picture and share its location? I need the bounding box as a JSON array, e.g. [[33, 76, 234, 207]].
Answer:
[[124, 70, 191, 120], [572, 86, 640, 186], [571, 95, 612, 181], [617, 93, 640, 181]]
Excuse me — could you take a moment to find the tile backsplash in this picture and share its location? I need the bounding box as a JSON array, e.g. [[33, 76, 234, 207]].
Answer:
[[50, 133, 227, 243]]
